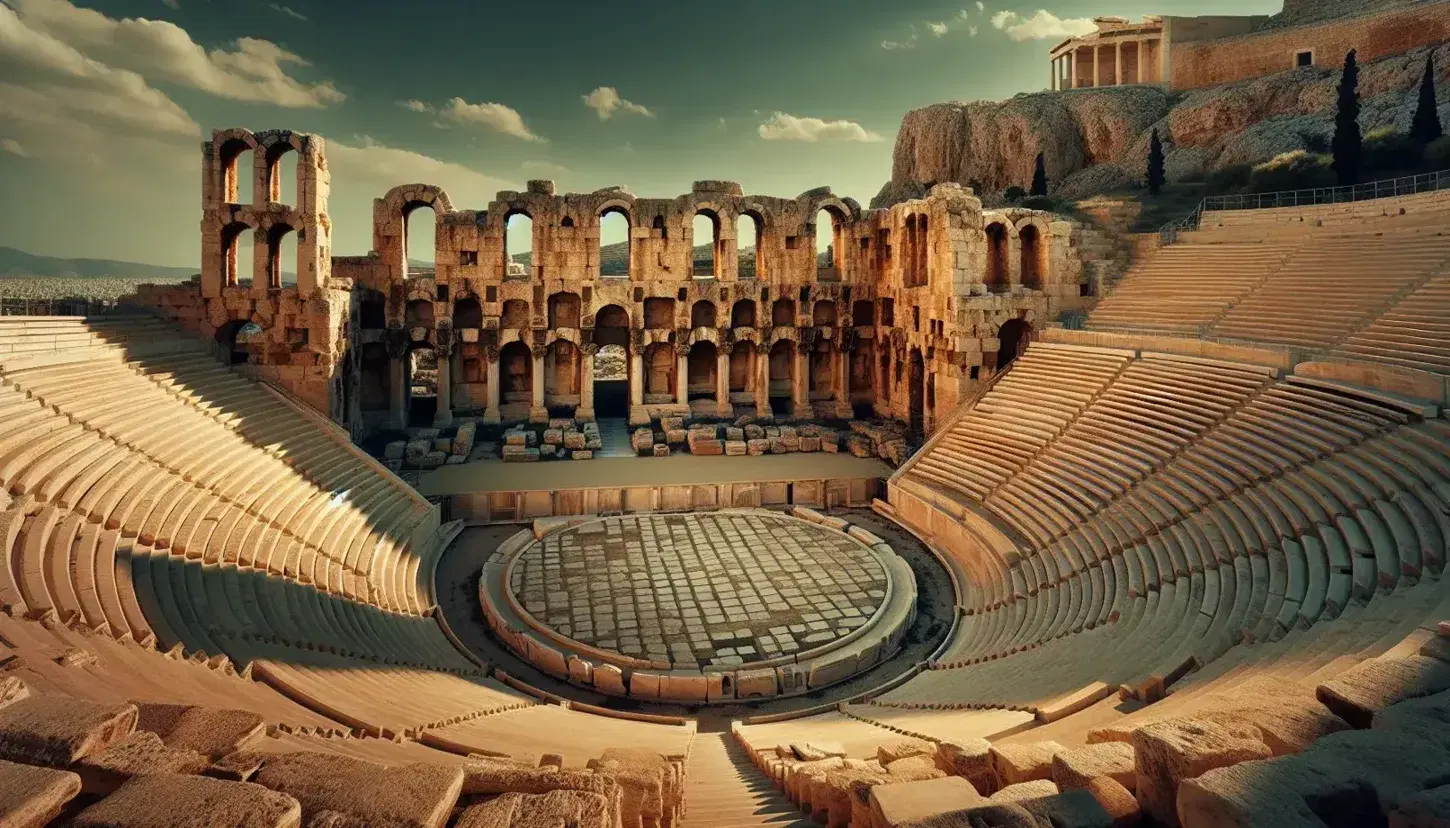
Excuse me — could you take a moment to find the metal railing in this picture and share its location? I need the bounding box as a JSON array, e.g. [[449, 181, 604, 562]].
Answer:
[[1159, 168, 1450, 245], [0, 296, 144, 317]]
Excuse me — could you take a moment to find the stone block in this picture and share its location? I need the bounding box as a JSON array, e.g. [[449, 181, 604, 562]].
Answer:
[[1132, 718, 1271, 826], [75, 731, 208, 796], [878, 740, 935, 766], [1084, 777, 1140, 828], [594, 665, 626, 695], [404, 440, 431, 464], [133, 703, 264, 760], [632, 428, 654, 454], [991, 741, 1064, 787], [540, 445, 558, 459], [823, 440, 840, 453], [0, 758, 81, 828], [1053, 742, 1136, 792], [504, 431, 530, 447], [744, 424, 765, 440], [725, 427, 745, 442], [431, 437, 452, 453], [451, 422, 476, 456], [725, 441, 747, 456], [660, 417, 685, 432], [414, 428, 441, 441], [254, 752, 464, 828], [937, 738, 996, 795], [991, 779, 1060, 803], [653, 445, 671, 457], [564, 431, 588, 450], [666, 429, 688, 445], [70, 773, 301, 828], [869, 776, 986, 828], [0, 695, 137, 768], [735, 669, 777, 699], [1316, 655, 1450, 729], [847, 435, 874, 457], [747, 439, 769, 455], [419, 451, 446, 470], [454, 790, 612, 828], [384, 441, 406, 460], [548, 418, 575, 430], [445, 455, 466, 465], [543, 428, 564, 446], [502, 446, 540, 463], [572, 450, 594, 460], [800, 437, 821, 452], [690, 439, 724, 456]]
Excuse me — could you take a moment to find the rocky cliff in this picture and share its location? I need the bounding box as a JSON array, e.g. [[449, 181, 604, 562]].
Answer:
[[879, 41, 1450, 207]]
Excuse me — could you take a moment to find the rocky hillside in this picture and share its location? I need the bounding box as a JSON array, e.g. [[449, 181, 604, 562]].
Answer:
[[879, 41, 1450, 207]]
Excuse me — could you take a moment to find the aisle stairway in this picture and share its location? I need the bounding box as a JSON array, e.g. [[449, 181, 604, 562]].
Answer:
[[682, 731, 814, 828], [596, 417, 634, 457]]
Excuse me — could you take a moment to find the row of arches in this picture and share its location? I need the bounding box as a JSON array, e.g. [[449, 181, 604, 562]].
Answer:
[[217, 139, 301, 207], [985, 221, 1048, 292], [218, 222, 298, 289]]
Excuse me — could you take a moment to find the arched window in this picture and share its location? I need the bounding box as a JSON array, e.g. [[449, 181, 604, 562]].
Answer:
[[405, 205, 437, 280], [730, 299, 756, 329], [499, 341, 533, 404], [505, 211, 533, 277], [693, 210, 719, 279], [812, 300, 837, 328], [687, 342, 718, 400], [771, 298, 796, 327], [216, 320, 264, 365], [266, 143, 298, 206], [1020, 224, 1046, 290], [767, 340, 794, 416], [986, 223, 1010, 292], [265, 223, 296, 289], [221, 223, 253, 288], [737, 213, 762, 278], [594, 305, 630, 347], [359, 289, 387, 329], [219, 138, 253, 205], [452, 296, 482, 329], [690, 300, 717, 329], [600, 208, 630, 277], [816, 208, 844, 278], [548, 292, 581, 329]]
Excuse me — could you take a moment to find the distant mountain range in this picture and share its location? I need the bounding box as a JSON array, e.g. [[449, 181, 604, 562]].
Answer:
[[0, 246, 199, 281]]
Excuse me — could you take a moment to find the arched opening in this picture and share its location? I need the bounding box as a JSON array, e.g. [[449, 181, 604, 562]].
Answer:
[[915, 214, 930, 286], [908, 349, 926, 435], [687, 341, 718, 401], [690, 300, 717, 330], [730, 299, 756, 329], [729, 346, 752, 395], [499, 341, 533, 410], [771, 298, 796, 327], [768, 340, 794, 416], [812, 300, 837, 328], [643, 343, 675, 401], [265, 223, 296, 288], [219, 139, 253, 205], [693, 210, 719, 279], [408, 345, 437, 427], [548, 292, 581, 329], [816, 207, 845, 278], [599, 208, 630, 278], [810, 339, 835, 401], [405, 299, 434, 330], [594, 344, 629, 418], [644, 298, 674, 329], [359, 290, 387, 329], [850, 343, 874, 419], [221, 223, 253, 288], [266, 144, 299, 206], [452, 296, 482, 329], [1020, 224, 1046, 291], [501, 299, 530, 330], [457, 346, 487, 411], [215, 320, 264, 365], [594, 304, 630, 346], [358, 342, 391, 413], [986, 223, 1010, 292], [560, 216, 575, 228], [405, 205, 437, 280], [997, 318, 1032, 372], [737, 212, 762, 278], [505, 211, 533, 277], [852, 300, 874, 327], [879, 350, 892, 405], [546, 340, 581, 405]]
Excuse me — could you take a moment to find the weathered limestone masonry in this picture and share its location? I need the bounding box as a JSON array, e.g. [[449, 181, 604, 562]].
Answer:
[[132, 129, 1107, 441]]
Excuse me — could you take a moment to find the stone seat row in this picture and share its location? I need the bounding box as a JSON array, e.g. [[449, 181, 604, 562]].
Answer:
[[1333, 268, 1450, 375], [0, 357, 438, 617]]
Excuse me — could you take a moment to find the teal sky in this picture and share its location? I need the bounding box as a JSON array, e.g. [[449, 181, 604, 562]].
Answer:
[[0, 0, 1280, 267]]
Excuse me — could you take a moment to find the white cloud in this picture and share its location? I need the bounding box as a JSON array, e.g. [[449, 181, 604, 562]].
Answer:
[[404, 97, 545, 142], [927, 21, 949, 36], [990, 10, 1096, 41], [581, 86, 653, 120], [327, 136, 512, 199], [161, 0, 179, 8], [880, 39, 914, 50], [268, 3, 308, 22], [977, 1, 986, 10], [757, 112, 883, 143], [520, 160, 569, 176], [7, 0, 343, 107], [970, 26, 979, 36], [1, 138, 29, 157]]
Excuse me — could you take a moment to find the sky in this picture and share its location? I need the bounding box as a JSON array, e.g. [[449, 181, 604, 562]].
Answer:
[[0, 0, 1281, 267]]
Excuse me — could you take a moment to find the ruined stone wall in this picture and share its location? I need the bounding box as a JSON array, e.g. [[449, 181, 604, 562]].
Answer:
[[1169, 3, 1450, 90]]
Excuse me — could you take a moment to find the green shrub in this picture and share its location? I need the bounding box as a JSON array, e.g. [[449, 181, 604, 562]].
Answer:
[[1424, 136, 1450, 171], [1004, 186, 1027, 202], [1247, 151, 1335, 193], [1205, 163, 1253, 194], [1022, 196, 1057, 211], [1362, 127, 1420, 176]]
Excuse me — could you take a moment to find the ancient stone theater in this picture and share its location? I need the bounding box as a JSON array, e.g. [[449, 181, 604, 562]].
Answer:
[[2, 1, 1450, 826]]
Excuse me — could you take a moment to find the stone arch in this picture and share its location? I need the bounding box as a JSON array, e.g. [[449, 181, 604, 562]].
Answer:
[[997, 318, 1032, 372], [812, 300, 838, 328], [771, 298, 796, 327], [546, 339, 581, 400], [643, 343, 675, 399], [499, 340, 533, 405], [215, 129, 258, 204], [549, 291, 582, 329], [215, 319, 264, 365], [220, 220, 255, 287], [687, 341, 718, 401], [690, 300, 717, 330], [814, 204, 849, 277], [731, 299, 757, 329], [452, 295, 483, 329], [986, 221, 1011, 292], [1018, 220, 1048, 290], [504, 208, 534, 274], [263, 221, 297, 289], [259, 132, 304, 206], [359, 289, 387, 329], [405, 298, 434, 330], [767, 339, 795, 416], [692, 207, 722, 278], [381, 183, 455, 219], [599, 204, 632, 278], [502, 299, 530, 330], [593, 304, 630, 348], [737, 209, 765, 278]]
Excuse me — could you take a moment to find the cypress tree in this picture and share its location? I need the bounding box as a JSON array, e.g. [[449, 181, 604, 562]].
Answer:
[[1148, 128, 1166, 195], [1031, 153, 1048, 197], [1411, 54, 1444, 146], [1331, 49, 1362, 187]]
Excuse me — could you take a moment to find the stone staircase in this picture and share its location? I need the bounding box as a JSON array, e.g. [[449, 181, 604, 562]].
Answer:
[[595, 417, 633, 457], [681, 731, 813, 828]]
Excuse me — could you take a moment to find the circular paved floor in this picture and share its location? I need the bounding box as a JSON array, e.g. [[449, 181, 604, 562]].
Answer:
[[508, 513, 889, 669]]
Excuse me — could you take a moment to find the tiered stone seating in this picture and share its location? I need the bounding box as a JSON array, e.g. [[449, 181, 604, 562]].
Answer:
[[1333, 268, 1450, 373], [1209, 231, 1450, 349], [1084, 242, 1297, 334]]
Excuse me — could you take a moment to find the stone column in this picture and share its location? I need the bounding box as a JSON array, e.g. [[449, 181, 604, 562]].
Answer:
[[577, 343, 596, 422], [754, 342, 770, 417], [483, 346, 501, 424], [1114, 42, 1122, 87], [792, 343, 810, 418], [1070, 50, 1079, 89], [1093, 45, 1101, 88], [433, 340, 454, 428], [630, 348, 644, 407], [675, 346, 689, 407], [834, 346, 852, 418], [715, 345, 732, 418], [529, 348, 548, 423]]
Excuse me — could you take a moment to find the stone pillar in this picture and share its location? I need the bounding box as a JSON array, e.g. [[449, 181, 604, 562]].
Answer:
[[675, 347, 689, 408], [1093, 45, 1101, 88], [715, 346, 732, 418], [630, 349, 644, 407], [577, 344, 597, 422], [754, 342, 770, 417], [792, 344, 810, 418], [1070, 50, 1079, 89], [433, 341, 454, 428], [389, 357, 407, 430], [834, 346, 852, 418], [483, 346, 501, 424], [529, 348, 548, 423], [1113, 42, 1122, 87]]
